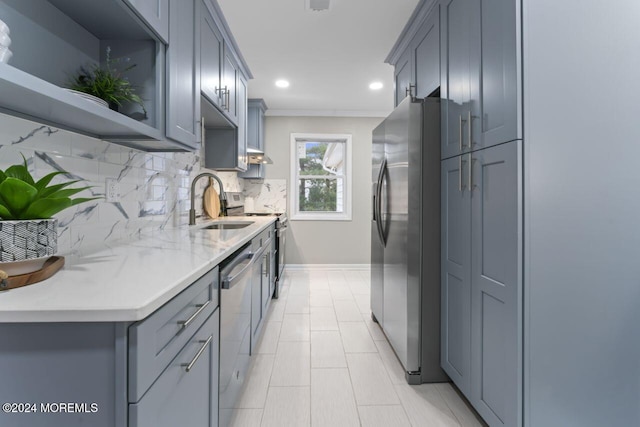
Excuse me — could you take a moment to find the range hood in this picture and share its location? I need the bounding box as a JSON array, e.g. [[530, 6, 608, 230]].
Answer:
[[247, 148, 273, 164]]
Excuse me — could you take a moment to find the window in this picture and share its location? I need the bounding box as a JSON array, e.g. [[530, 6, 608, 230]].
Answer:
[[290, 133, 352, 221]]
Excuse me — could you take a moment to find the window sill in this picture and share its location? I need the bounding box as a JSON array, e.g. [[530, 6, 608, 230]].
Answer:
[[290, 213, 352, 221]]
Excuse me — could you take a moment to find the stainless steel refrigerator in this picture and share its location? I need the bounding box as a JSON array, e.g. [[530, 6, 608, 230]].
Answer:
[[371, 96, 447, 384]]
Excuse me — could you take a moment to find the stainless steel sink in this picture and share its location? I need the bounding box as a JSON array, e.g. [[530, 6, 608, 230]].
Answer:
[[201, 221, 254, 230]]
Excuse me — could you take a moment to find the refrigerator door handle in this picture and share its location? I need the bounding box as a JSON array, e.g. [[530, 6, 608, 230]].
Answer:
[[375, 158, 387, 246], [372, 193, 377, 221]]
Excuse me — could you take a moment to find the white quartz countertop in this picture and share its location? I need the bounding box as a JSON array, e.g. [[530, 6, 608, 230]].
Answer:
[[0, 216, 277, 323]]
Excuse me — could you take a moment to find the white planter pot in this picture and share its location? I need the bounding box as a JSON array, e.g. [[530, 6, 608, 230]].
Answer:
[[0, 219, 58, 276]]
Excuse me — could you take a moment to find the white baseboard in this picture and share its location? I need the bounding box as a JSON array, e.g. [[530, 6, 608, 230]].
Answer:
[[284, 264, 370, 272]]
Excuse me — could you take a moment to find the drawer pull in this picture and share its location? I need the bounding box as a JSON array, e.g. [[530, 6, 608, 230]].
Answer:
[[181, 335, 213, 372], [178, 300, 211, 329]]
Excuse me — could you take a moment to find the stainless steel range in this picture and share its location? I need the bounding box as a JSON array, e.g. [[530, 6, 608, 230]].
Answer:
[[223, 193, 287, 299], [244, 212, 287, 298]]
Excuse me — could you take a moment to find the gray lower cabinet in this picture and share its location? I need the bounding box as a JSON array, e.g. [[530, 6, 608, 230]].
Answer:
[[0, 265, 221, 427], [441, 140, 522, 427], [269, 235, 276, 298], [440, 152, 472, 394], [262, 240, 273, 314], [250, 255, 264, 351], [440, 0, 518, 159], [469, 141, 521, 427], [129, 310, 219, 427], [166, 0, 200, 148], [250, 228, 273, 352], [124, 0, 169, 43]]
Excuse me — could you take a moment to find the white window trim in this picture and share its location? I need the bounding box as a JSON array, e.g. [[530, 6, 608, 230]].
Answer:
[[290, 133, 353, 221]]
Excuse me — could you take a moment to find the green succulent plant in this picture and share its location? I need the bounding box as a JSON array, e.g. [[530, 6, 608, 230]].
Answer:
[[0, 157, 99, 220]]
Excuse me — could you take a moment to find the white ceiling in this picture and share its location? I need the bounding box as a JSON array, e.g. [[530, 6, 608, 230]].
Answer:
[[217, 0, 420, 117]]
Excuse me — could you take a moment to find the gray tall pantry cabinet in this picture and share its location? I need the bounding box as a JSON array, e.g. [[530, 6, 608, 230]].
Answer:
[[441, 143, 522, 427], [439, 0, 521, 425], [394, 0, 640, 426]]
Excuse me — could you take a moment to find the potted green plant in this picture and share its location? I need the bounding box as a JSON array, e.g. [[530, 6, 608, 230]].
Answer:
[[0, 157, 98, 276], [68, 46, 147, 117]]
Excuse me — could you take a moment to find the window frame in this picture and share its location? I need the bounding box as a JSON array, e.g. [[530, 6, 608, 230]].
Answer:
[[289, 133, 353, 221]]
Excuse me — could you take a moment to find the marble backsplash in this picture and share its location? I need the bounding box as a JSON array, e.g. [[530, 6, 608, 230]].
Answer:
[[0, 113, 247, 256], [242, 179, 287, 213]]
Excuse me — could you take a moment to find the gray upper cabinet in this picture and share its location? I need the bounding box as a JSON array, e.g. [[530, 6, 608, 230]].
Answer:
[[469, 140, 521, 427], [440, 0, 476, 159], [394, 49, 412, 107], [239, 99, 268, 179], [203, 72, 247, 171], [440, 153, 472, 395], [200, 3, 224, 109], [236, 73, 248, 171], [166, 0, 200, 149], [440, 0, 518, 159], [388, 1, 440, 107], [412, 3, 440, 99], [247, 99, 267, 151], [200, 0, 251, 171], [124, 0, 169, 43], [478, 0, 518, 148], [222, 49, 238, 124]]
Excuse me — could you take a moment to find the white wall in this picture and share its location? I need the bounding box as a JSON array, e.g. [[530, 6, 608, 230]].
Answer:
[[263, 116, 382, 265]]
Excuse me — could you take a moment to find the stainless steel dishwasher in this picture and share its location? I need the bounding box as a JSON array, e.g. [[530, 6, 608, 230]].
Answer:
[[219, 243, 253, 427]]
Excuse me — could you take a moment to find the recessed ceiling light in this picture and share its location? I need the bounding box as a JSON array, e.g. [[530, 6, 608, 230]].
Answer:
[[275, 79, 290, 88], [369, 82, 383, 90]]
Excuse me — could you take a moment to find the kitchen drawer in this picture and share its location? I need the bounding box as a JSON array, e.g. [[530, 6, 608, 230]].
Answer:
[[129, 309, 219, 427], [128, 266, 219, 402], [252, 225, 274, 251]]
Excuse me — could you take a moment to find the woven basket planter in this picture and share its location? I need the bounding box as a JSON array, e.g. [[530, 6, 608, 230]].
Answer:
[[0, 219, 58, 275]]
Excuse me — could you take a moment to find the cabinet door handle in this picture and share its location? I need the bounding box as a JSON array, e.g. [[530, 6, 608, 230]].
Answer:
[[459, 156, 463, 192], [265, 253, 270, 278], [200, 116, 205, 143], [468, 153, 473, 192], [459, 156, 467, 192], [459, 115, 463, 151], [177, 300, 211, 329], [468, 110, 472, 149], [405, 84, 415, 98], [215, 86, 223, 106], [181, 335, 213, 372]]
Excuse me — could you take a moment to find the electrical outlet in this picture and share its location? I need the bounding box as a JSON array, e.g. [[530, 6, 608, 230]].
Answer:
[[105, 178, 120, 202]]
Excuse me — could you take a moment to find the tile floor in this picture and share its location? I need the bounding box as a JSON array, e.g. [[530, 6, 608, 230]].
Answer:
[[228, 268, 486, 427]]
